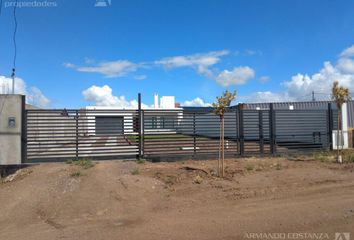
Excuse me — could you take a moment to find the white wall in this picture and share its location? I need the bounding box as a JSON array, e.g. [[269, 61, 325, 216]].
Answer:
[[0, 95, 24, 165], [160, 96, 175, 109], [333, 102, 349, 149]]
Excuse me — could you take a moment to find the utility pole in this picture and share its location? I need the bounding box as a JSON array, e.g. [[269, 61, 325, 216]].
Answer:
[[312, 91, 315, 102], [11, 68, 15, 94]]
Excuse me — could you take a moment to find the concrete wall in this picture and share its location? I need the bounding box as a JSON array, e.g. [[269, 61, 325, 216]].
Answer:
[[0, 95, 25, 165], [333, 103, 349, 149]]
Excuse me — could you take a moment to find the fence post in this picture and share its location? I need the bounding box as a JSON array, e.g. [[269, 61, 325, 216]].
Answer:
[[238, 104, 244, 156], [193, 112, 196, 157], [138, 93, 144, 159], [269, 103, 276, 155], [21, 95, 27, 163], [75, 110, 79, 160], [235, 109, 239, 156], [327, 103, 333, 150], [259, 110, 264, 155]]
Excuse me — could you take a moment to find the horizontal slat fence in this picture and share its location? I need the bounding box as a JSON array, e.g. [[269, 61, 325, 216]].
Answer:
[[142, 109, 239, 159], [24, 104, 336, 162], [25, 109, 139, 162]]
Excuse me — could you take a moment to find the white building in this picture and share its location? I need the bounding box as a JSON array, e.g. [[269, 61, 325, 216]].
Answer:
[[83, 94, 183, 136]]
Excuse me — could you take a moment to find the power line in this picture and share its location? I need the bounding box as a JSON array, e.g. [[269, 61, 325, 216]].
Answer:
[[11, 0, 18, 94], [0, 0, 3, 16], [13, 0, 18, 70]]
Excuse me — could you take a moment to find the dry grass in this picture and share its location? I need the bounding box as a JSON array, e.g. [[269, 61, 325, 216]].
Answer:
[[313, 149, 354, 163], [66, 158, 95, 169]]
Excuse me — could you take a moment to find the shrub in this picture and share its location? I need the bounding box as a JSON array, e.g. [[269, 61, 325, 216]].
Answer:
[[131, 168, 139, 175], [343, 150, 354, 163], [136, 158, 145, 164], [313, 151, 333, 162], [70, 171, 82, 177], [245, 164, 254, 171], [68, 158, 95, 169]]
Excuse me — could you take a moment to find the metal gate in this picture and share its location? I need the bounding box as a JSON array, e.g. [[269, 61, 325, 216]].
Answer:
[[25, 109, 139, 163], [24, 104, 335, 162]]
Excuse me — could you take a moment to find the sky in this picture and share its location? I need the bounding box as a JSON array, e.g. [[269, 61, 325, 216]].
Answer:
[[0, 0, 354, 108]]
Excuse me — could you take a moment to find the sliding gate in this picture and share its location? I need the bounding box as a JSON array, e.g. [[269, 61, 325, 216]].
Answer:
[[25, 109, 139, 163], [24, 106, 335, 162]]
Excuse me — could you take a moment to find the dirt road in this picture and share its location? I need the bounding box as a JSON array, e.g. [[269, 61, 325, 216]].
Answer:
[[0, 157, 353, 240]]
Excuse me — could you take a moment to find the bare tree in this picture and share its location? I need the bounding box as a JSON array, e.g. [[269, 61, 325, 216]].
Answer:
[[212, 90, 237, 177], [331, 81, 351, 163]]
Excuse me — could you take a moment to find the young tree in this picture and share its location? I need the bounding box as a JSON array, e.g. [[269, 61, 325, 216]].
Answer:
[[212, 90, 237, 177], [331, 81, 351, 163]]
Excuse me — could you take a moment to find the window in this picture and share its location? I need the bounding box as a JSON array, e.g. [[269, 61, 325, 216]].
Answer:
[[152, 117, 157, 129]]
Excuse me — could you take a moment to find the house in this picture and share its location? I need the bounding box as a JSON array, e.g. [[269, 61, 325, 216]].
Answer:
[[83, 94, 183, 136]]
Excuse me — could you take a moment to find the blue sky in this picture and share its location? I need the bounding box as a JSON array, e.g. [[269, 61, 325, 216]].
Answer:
[[1, 0, 354, 108]]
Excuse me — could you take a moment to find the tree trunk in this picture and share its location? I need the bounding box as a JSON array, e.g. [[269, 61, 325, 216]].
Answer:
[[337, 108, 342, 162], [218, 119, 221, 177], [221, 116, 225, 177]]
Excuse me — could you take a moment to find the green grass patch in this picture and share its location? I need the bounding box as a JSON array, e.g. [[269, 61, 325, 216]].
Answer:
[[313, 151, 334, 163], [275, 163, 282, 170], [136, 158, 146, 164], [312, 150, 354, 163], [343, 150, 354, 163], [245, 164, 254, 171], [131, 168, 140, 175], [70, 171, 82, 178], [66, 158, 95, 169]]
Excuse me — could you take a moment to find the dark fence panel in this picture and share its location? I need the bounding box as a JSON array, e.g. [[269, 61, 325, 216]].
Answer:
[[242, 110, 271, 155], [25, 106, 335, 162], [142, 109, 239, 159], [274, 110, 329, 153], [25, 109, 139, 163]]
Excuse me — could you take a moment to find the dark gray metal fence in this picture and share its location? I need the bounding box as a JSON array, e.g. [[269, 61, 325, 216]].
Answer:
[[24, 103, 336, 163], [25, 109, 139, 162]]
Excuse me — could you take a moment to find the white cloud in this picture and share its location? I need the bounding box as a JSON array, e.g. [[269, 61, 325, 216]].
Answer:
[[69, 60, 138, 78], [336, 57, 354, 74], [283, 61, 354, 100], [134, 75, 147, 80], [0, 75, 50, 108], [259, 76, 270, 83], [65, 50, 258, 87], [63, 62, 76, 68], [0, 75, 26, 94], [27, 87, 50, 108], [340, 44, 354, 58], [155, 50, 229, 79], [239, 91, 290, 103], [241, 44, 354, 103], [215, 66, 255, 87], [156, 50, 228, 69], [82, 85, 148, 108], [234, 49, 262, 56], [182, 97, 211, 107], [244, 49, 262, 56], [157, 51, 256, 87]]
